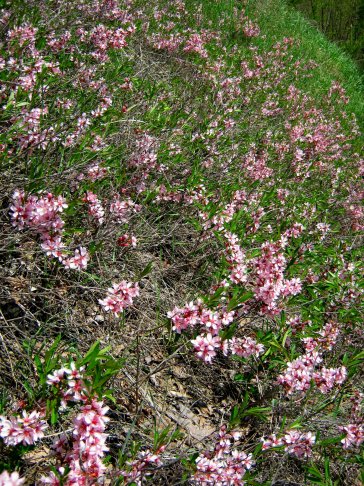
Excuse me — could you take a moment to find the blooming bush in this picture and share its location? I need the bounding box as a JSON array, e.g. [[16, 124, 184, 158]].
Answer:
[[0, 0, 363, 484]]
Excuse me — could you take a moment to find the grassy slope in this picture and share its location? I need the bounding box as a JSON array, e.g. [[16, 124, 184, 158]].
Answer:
[[196, 0, 364, 128], [253, 0, 364, 123]]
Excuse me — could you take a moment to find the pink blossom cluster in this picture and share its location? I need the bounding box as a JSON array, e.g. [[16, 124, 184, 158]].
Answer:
[[47, 362, 88, 406], [241, 60, 259, 80], [262, 429, 315, 458], [48, 30, 71, 52], [0, 410, 47, 447], [339, 392, 364, 449], [10, 189, 67, 233], [99, 280, 139, 316], [261, 98, 283, 118], [42, 363, 111, 484], [110, 196, 141, 223], [277, 352, 321, 394], [83, 191, 105, 225], [349, 391, 364, 419], [12, 107, 57, 151], [119, 445, 166, 485], [316, 222, 331, 240], [202, 206, 305, 316], [91, 96, 113, 117], [5, 31, 61, 93], [63, 113, 91, 147], [184, 33, 208, 58], [287, 315, 311, 334], [312, 366, 347, 393], [247, 207, 266, 234], [250, 241, 302, 315], [286, 108, 349, 178], [89, 135, 107, 152], [224, 231, 248, 285], [41, 400, 110, 485], [0, 471, 24, 486], [340, 424, 364, 449], [229, 336, 265, 359], [327, 80, 349, 105], [75, 23, 135, 63], [10, 189, 90, 270], [168, 300, 234, 335], [76, 161, 108, 184], [150, 33, 182, 52], [1, 364, 100, 482], [242, 145, 273, 181], [76, 0, 134, 23], [128, 133, 162, 183], [303, 321, 340, 352], [343, 183, 364, 232], [191, 425, 254, 484], [62, 247, 90, 271], [199, 189, 250, 234], [86, 162, 108, 181], [168, 300, 264, 363], [63, 99, 112, 146], [8, 23, 37, 53], [282, 222, 305, 239], [216, 76, 243, 105], [190, 333, 224, 363], [278, 322, 346, 395], [117, 233, 137, 247], [241, 16, 260, 38], [156, 184, 206, 205]]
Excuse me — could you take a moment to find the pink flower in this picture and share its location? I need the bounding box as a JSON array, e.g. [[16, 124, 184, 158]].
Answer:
[[262, 429, 315, 458], [167, 301, 200, 333], [0, 470, 25, 486], [241, 17, 260, 38], [283, 430, 315, 458], [117, 234, 137, 248], [46, 368, 66, 385], [261, 434, 283, 450], [0, 410, 47, 446], [44, 399, 110, 485], [191, 425, 254, 484], [229, 336, 264, 359], [109, 196, 141, 223], [282, 277, 302, 296], [99, 281, 139, 316], [63, 247, 90, 270], [86, 163, 108, 181], [340, 424, 364, 449], [191, 333, 222, 363], [313, 366, 347, 393], [183, 33, 208, 58], [83, 191, 105, 225], [41, 235, 65, 259]]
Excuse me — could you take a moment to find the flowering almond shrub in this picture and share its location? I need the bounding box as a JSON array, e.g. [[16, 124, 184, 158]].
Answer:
[[0, 0, 363, 484]]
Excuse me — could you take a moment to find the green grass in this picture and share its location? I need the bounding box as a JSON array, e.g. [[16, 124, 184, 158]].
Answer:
[[185, 0, 364, 129], [252, 0, 364, 124]]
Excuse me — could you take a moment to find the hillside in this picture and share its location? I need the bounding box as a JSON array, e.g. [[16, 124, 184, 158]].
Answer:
[[0, 0, 363, 484]]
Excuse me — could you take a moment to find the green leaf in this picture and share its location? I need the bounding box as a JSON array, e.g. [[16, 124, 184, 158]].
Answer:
[[318, 436, 342, 446], [51, 403, 58, 425], [34, 354, 43, 375], [22, 380, 35, 401], [79, 341, 100, 366], [220, 322, 238, 340], [241, 406, 271, 421], [227, 291, 253, 311], [233, 373, 245, 382], [138, 261, 153, 279]]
